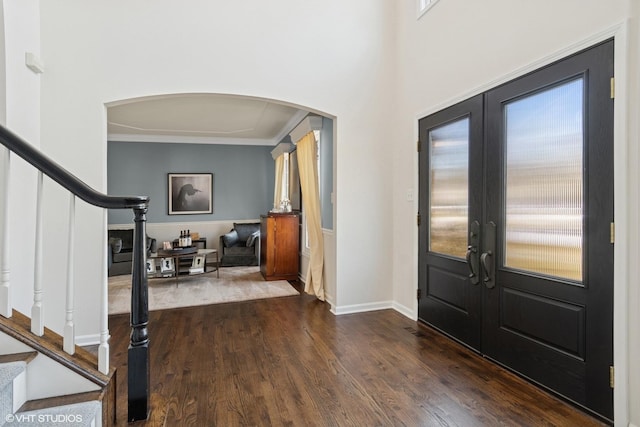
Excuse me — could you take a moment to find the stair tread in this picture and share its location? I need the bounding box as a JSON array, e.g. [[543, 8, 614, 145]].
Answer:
[[0, 352, 38, 365], [0, 310, 114, 387], [1, 312, 117, 425], [17, 390, 103, 413]]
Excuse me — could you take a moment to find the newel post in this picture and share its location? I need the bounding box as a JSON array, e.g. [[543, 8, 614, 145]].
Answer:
[[128, 206, 150, 422]]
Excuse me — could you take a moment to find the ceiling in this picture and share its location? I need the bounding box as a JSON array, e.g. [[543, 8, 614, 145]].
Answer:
[[107, 94, 310, 146]]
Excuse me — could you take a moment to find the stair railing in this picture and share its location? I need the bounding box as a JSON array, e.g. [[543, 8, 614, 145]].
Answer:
[[0, 124, 150, 421]]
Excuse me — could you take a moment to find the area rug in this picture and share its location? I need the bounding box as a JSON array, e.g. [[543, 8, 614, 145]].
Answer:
[[108, 266, 299, 315]]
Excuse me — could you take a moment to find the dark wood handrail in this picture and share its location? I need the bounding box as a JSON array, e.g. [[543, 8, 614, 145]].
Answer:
[[0, 124, 149, 209], [1, 123, 150, 421]]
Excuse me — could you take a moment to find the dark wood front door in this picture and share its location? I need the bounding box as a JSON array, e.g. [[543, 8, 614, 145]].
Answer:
[[418, 40, 614, 421], [417, 94, 484, 350]]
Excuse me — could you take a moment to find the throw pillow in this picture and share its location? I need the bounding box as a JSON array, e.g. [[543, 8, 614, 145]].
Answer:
[[246, 230, 260, 247], [223, 230, 238, 247], [147, 237, 157, 253], [233, 222, 257, 242]]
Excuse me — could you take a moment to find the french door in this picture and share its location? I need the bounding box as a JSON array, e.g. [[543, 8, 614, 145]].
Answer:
[[418, 40, 614, 420]]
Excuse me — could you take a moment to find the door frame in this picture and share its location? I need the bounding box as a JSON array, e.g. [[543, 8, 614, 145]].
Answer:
[[412, 24, 631, 424]]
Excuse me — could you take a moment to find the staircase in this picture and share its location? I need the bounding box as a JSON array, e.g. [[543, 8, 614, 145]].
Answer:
[[0, 124, 151, 424], [0, 311, 115, 426]]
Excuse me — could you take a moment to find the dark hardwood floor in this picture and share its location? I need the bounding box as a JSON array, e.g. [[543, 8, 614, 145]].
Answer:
[[108, 291, 607, 426]]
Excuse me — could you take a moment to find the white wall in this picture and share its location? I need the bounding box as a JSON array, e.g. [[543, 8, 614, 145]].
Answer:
[[5, 0, 637, 423], [2, 0, 41, 318], [0, 2, 5, 124], [36, 0, 394, 333], [623, 1, 640, 424], [392, 0, 639, 425]]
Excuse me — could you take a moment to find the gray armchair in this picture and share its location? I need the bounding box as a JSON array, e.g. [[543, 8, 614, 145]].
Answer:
[[219, 222, 260, 267], [108, 229, 156, 276]]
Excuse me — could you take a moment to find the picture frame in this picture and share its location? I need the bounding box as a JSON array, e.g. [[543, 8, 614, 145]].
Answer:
[[191, 255, 206, 269], [160, 257, 175, 272], [168, 173, 213, 215], [146, 258, 156, 274], [189, 255, 206, 275]]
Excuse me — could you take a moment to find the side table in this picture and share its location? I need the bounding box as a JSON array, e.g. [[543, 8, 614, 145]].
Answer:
[[148, 248, 218, 283]]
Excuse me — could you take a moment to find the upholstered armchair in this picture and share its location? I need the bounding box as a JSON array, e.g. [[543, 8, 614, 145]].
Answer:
[[108, 229, 157, 276], [219, 222, 260, 267]]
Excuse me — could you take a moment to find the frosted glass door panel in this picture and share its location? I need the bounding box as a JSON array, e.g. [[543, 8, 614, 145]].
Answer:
[[429, 118, 469, 259], [504, 79, 583, 281]]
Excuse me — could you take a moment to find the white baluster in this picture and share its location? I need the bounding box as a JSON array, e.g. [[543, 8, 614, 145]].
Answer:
[[63, 194, 75, 355], [31, 171, 44, 335], [0, 148, 11, 318], [98, 209, 109, 374]]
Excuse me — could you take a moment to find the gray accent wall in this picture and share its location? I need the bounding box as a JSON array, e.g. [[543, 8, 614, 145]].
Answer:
[[107, 141, 275, 224]]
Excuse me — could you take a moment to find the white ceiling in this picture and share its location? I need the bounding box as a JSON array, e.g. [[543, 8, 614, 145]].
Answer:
[[107, 94, 309, 146]]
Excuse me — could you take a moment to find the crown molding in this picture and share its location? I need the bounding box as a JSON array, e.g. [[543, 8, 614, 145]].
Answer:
[[108, 108, 310, 146], [107, 133, 281, 146], [270, 142, 294, 159], [272, 110, 309, 144], [290, 115, 323, 144]]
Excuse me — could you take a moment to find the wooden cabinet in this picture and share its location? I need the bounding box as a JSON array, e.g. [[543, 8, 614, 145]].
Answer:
[[260, 213, 300, 281]]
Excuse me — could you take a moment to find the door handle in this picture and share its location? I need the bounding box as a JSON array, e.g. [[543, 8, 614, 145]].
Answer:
[[480, 251, 493, 287], [467, 220, 480, 285], [482, 222, 496, 289], [466, 245, 479, 284]]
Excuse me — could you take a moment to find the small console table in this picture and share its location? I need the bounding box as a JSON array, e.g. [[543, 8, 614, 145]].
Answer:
[[148, 248, 218, 283]]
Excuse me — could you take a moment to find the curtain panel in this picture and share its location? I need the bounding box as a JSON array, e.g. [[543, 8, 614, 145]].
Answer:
[[296, 132, 324, 300], [273, 154, 284, 210]]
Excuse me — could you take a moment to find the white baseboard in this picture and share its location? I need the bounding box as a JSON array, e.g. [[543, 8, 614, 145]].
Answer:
[[297, 274, 337, 312], [332, 300, 415, 319], [332, 300, 393, 316], [392, 301, 416, 320], [324, 293, 335, 310]]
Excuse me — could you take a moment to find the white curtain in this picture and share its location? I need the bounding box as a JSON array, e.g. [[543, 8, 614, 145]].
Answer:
[[273, 154, 284, 210], [296, 132, 324, 301]]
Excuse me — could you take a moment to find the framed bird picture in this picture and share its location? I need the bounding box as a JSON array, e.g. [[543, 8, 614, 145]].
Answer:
[[168, 173, 213, 215]]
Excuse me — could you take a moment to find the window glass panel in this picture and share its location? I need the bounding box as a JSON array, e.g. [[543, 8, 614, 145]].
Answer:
[[504, 79, 583, 281], [429, 118, 469, 258]]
